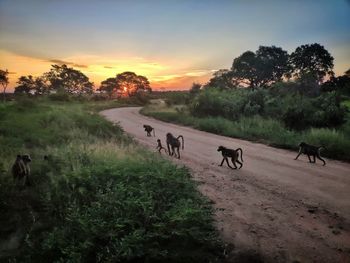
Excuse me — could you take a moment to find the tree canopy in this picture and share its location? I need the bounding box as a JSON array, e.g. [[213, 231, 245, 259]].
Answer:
[[0, 69, 9, 101], [44, 64, 93, 94], [231, 46, 289, 89], [99, 72, 151, 97], [289, 43, 334, 82]]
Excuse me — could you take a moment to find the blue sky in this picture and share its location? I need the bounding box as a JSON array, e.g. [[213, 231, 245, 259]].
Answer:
[[0, 0, 349, 89]]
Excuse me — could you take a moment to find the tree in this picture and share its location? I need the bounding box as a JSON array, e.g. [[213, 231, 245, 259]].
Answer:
[[115, 72, 151, 97], [256, 46, 289, 83], [206, 69, 235, 89], [231, 46, 289, 89], [14, 75, 48, 95], [289, 43, 334, 83], [189, 82, 201, 96], [98, 77, 118, 98], [0, 69, 9, 102], [321, 69, 350, 95], [14, 75, 35, 94], [44, 64, 93, 94]]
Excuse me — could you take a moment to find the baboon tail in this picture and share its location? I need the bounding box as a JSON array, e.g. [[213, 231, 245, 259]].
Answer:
[[237, 148, 243, 162], [177, 135, 184, 149]]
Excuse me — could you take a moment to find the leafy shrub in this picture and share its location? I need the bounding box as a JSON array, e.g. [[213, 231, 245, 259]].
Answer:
[[48, 92, 71, 101]]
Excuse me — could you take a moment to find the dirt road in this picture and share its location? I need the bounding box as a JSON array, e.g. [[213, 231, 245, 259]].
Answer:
[[101, 107, 350, 263]]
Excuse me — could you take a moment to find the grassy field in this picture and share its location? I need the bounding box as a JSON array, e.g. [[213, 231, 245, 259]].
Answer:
[[0, 97, 223, 262], [141, 103, 350, 161]]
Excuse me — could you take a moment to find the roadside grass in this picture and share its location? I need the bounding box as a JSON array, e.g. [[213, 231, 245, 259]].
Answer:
[[141, 105, 350, 161], [0, 98, 224, 262]]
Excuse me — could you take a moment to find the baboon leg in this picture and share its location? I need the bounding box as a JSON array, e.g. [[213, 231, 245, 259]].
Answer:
[[294, 151, 302, 160], [219, 158, 225, 166], [171, 146, 176, 157], [316, 154, 326, 166], [177, 147, 180, 159], [307, 155, 312, 163], [312, 155, 316, 163], [236, 160, 243, 169], [231, 158, 238, 169], [167, 144, 172, 156], [225, 158, 234, 169]]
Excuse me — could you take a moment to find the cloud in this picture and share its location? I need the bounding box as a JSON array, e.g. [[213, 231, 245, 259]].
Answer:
[[103, 66, 114, 69], [47, 59, 88, 68]]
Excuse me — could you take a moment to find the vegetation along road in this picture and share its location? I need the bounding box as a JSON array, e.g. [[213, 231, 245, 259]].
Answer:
[[102, 106, 350, 263]]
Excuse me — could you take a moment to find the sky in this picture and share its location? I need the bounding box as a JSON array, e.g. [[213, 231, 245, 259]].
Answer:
[[0, 0, 349, 91]]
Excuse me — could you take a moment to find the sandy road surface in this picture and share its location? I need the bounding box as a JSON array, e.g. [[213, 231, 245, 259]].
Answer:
[[101, 107, 350, 263]]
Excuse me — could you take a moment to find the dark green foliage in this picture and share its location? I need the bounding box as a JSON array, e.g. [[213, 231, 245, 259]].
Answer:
[[231, 46, 289, 88], [322, 72, 350, 96], [289, 43, 334, 82], [189, 88, 346, 130]]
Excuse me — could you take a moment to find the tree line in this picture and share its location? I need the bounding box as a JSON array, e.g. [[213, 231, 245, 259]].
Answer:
[[0, 64, 152, 101], [204, 43, 349, 95]]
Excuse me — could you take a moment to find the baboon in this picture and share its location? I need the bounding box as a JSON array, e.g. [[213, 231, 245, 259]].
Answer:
[[12, 154, 31, 186], [295, 142, 326, 166], [143, 125, 155, 137], [166, 133, 184, 159], [217, 146, 243, 169], [156, 139, 167, 154]]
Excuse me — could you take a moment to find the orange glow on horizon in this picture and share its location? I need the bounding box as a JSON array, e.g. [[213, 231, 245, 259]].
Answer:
[[0, 50, 213, 91]]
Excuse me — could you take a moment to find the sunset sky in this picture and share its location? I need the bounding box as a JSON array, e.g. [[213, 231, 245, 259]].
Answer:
[[0, 0, 349, 91]]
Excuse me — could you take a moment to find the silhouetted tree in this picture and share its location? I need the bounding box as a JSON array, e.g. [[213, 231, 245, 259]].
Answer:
[[98, 77, 118, 98], [44, 64, 93, 94], [206, 69, 235, 89], [289, 43, 334, 83], [0, 69, 9, 102], [322, 69, 350, 95], [231, 46, 289, 89], [14, 75, 48, 95], [115, 72, 151, 97], [14, 75, 35, 94], [189, 82, 201, 96]]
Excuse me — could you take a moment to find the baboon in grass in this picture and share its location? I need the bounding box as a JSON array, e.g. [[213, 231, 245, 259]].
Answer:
[[166, 133, 184, 159], [143, 125, 155, 137], [217, 146, 243, 169], [295, 142, 326, 166], [12, 154, 31, 186]]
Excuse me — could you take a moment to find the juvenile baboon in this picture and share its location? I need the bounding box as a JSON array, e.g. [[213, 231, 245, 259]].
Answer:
[[166, 133, 184, 159], [143, 125, 155, 137], [12, 154, 31, 186], [156, 139, 167, 154], [295, 142, 326, 166], [217, 146, 243, 169]]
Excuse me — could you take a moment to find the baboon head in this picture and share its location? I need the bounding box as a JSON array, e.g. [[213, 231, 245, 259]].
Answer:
[[299, 142, 306, 147], [217, 146, 225, 152], [21, 154, 31, 163]]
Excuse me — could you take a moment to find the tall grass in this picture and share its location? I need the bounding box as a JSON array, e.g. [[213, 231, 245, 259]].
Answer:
[[0, 98, 223, 262]]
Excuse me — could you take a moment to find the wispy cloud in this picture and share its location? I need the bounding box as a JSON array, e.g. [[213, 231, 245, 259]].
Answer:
[[47, 59, 88, 68]]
